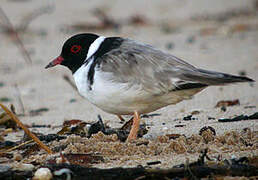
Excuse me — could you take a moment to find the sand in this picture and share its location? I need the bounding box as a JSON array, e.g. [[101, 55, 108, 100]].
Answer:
[[0, 0, 257, 171]]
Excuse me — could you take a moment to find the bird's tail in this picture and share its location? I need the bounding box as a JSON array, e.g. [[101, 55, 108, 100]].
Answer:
[[187, 68, 254, 85]]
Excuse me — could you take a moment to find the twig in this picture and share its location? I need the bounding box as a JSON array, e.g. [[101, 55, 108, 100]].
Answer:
[[0, 7, 32, 64], [3, 139, 33, 153], [0, 103, 53, 154]]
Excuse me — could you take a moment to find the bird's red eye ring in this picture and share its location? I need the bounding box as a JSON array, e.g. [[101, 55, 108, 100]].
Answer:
[[70, 45, 81, 53]]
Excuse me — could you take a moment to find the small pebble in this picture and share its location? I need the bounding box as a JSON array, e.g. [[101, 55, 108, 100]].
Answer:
[[186, 35, 195, 44], [165, 42, 174, 50], [221, 106, 227, 112], [33, 168, 53, 180], [12, 163, 34, 171], [191, 110, 200, 115], [175, 124, 186, 127], [54, 168, 72, 180], [163, 127, 168, 131], [0, 164, 11, 173], [13, 153, 23, 161], [0, 97, 11, 102], [238, 70, 246, 76], [208, 116, 215, 120], [69, 98, 77, 103]]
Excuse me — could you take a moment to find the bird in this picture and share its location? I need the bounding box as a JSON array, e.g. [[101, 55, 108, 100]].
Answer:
[[45, 33, 254, 141]]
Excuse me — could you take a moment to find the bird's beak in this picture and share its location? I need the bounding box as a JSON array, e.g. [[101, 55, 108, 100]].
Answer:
[[45, 56, 64, 69]]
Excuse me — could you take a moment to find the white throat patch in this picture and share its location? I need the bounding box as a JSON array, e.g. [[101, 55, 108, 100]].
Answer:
[[86, 36, 106, 60]]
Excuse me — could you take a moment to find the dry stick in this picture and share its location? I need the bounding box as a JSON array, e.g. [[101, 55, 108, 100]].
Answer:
[[0, 103, 53, 154], [0, 7, 32, 64], [4, 139, 34, 153]]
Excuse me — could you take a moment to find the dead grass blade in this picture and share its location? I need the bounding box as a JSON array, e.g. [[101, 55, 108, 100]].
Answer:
[[18, 5, 54, 32], [0, 7, 32, 64], [4, 139, 33, 153], [0, 103, 53, 154], [14, 84, 25, 115]]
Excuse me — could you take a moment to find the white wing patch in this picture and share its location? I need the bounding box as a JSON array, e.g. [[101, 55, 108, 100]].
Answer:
[[86, 36, 106, 60]]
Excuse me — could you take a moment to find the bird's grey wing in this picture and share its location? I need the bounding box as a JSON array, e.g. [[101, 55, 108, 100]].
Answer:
[[95, 39, 207, 95], [96, 39, 253, 95]]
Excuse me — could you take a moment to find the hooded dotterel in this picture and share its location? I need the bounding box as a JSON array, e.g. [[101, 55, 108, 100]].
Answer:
[[46, 33, 254, 141]]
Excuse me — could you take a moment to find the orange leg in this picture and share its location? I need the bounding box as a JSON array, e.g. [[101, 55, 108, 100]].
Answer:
[[127, 111, 140, 142]]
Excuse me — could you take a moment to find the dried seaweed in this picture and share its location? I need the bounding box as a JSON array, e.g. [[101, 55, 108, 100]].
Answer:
[[60, 153, 104, 167], [22, 133, 66, 144], [199, 126, 216, 136], [58, 115, 148, 142], [215, 99, 240, 108], [0, 141, 17, 151], [146, 161, 161, 166], [183, 115, 198, 121], [29, 108, 49, 116], [174, 124, 186, 127], [218, 112, 258, 122], [0, 97, 11, 102], [128, 15, 149, 26], [37, 155, 258, 179], [0, 112, 17, 129], [165, 134, 182, 140], [31, 124, 51, 128], [244, 105, 256, 109], [141, 113, 161, 118]]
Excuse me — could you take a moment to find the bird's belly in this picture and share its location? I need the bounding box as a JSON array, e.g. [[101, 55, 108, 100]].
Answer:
[[86, 80, 157, 115], [86, 86, 202, 115]]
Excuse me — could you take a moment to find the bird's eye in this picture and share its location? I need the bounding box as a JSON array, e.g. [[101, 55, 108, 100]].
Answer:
[[70, 45, 81, 54]]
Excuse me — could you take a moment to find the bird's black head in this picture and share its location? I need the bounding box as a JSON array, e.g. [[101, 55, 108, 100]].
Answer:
[[45, 33, 99, 73]]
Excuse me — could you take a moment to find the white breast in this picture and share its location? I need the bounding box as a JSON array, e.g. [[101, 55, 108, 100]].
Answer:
[[73, 60, 93, 97]]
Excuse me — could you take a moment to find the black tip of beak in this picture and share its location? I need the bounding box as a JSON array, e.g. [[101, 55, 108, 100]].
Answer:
[[45, 56, 64, 69], [45, 62, 54, 69]]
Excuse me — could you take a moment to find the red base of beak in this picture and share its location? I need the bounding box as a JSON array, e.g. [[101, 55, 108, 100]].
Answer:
[[45, 56, 64, 69]]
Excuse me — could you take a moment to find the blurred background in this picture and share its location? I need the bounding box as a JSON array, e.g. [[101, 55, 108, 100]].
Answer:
[[0, 0, 257, 135]]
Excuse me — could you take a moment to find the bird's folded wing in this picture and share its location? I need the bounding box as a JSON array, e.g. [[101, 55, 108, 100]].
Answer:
[[92, 39, 209, 95], [95, 39, 252, 95]]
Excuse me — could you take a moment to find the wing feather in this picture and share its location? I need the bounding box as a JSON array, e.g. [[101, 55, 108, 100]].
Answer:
[[94, 39, 209, 94]]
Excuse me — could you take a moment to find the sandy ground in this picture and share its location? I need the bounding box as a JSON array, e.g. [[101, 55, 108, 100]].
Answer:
[[0, 0, 258, 170]]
